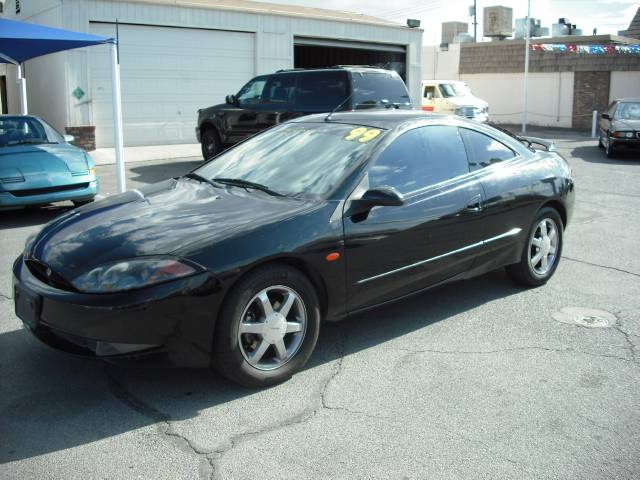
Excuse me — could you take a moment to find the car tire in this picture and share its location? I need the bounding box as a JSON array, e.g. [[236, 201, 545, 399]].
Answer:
[[201, 128, 221, 161], [506, 207, 563, 287], [605, 135, 616, 158], [212, 265, 321, 388]]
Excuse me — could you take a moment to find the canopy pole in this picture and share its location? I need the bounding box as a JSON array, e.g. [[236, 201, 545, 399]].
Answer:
[[16, 63, 28, 115], [110, 42, 126, 193]]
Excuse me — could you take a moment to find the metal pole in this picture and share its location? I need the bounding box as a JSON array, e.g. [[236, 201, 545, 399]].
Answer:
[[591, 110, 598, 138], [110, 42, 126, 193], [473, 0, 477, 42], [16, 63, 28, 115], [522, 0, 531, 134]]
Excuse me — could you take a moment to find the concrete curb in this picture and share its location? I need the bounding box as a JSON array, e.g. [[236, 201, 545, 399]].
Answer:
[[89, 143, 201, 166]]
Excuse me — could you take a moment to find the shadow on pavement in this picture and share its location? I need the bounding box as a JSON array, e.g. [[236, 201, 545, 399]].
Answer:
[[0, 269, 522, 463], [128, 159, 202, 185], [572, 145, 640, 165], [0, 205, 72, 230]]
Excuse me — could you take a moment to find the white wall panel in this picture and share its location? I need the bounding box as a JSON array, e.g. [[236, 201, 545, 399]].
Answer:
[[610, 72, 640, 102], [460, 72, 575, 128], [89, 23, 254, 146]]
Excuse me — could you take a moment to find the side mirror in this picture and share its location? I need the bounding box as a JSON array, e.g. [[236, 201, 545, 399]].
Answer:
[[601, 113, 611, 120], [225, 94, 238, 106], [64, 134, 75, 143], [347, 186, 404, 218]]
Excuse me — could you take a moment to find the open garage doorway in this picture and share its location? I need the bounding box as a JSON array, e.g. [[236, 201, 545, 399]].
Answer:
[[294, 38, 406, 81]]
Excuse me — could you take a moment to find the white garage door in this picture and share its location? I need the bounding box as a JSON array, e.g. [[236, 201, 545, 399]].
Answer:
[[89, 23, 255, 147]]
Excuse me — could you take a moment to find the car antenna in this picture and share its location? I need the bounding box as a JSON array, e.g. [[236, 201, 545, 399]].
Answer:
[[325, 93, 354, 122]]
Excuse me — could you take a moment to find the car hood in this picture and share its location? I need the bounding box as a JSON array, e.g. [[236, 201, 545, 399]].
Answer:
[[612, 119, 640, 130], [0, 143, 89, 179], [28, 177, 315, 280], [446, 96, 488, 109]]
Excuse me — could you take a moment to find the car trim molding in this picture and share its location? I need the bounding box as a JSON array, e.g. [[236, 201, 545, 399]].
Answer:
[[356, 227, 522, 285]]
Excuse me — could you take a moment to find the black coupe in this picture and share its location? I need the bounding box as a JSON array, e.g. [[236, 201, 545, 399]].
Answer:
[[14, 111, 575, 387]]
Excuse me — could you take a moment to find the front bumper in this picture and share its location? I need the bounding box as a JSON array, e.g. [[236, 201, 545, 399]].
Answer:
[[12, 255, 223, 366], [610, 136, 640, 149], [0, 179, 98, 209]]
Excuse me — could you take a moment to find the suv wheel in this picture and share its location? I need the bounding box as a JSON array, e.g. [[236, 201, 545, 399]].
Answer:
[[201, 128, 221, 160]]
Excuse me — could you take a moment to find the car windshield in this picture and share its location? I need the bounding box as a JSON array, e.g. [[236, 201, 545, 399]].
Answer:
[[614, 102, 640, 120], [194, 122, 385, 199], [439, 83, 472, 98], [0, 116, 64, 147]]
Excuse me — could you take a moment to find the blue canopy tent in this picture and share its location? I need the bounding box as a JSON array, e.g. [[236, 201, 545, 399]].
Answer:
[[0, 18, 127, 192]]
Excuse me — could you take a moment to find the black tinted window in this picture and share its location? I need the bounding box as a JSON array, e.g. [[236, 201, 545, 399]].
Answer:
[[460, 128, 515, 170], [369, 126, 469, 194], [263, 74, 296, 105], [297, 71, 349, 111], [352, 71, 411, 108]]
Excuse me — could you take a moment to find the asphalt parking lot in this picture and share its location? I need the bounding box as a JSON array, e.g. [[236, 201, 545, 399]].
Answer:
[[1, 131, 639, 479]]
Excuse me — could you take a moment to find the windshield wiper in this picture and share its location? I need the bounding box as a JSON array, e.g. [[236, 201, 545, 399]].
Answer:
[[5, 140, 57, 146], [212, 177, 284, 197], [184, 171, 219, 187]]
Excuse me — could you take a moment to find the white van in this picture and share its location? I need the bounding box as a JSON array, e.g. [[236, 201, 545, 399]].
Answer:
[[421, 80, 489, 123]]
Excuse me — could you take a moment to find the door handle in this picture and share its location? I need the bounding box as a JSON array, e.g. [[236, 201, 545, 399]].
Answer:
[[465, 194, 483, 212]]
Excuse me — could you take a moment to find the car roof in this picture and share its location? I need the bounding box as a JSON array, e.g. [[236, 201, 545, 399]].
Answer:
[[422, 79, 463, 84], [293, 110, 455, 129], [615, 98, 640, 103], [273, 66, 398, 75]]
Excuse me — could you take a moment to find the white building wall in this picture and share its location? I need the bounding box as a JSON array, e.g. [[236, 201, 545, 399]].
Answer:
[[610, 71, 640, 102], [460, 72, 575, 128], [421, 44, 460, 80], [6, 0, 422, 146]]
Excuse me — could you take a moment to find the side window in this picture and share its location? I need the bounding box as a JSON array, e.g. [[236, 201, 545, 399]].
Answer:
[[368, 125, 469, 195], [262, 74, 296, 106], [297, 71, 349, 111], [460, 128, 516, 171], [423, 86, 436, 99], [608, 101, 617, 117], [236, 77, 267, 107]]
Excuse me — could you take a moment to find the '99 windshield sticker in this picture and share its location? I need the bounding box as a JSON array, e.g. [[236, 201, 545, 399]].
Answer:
[[344, 127, 382, 143]]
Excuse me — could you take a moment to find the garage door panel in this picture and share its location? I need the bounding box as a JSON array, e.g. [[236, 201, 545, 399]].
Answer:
[[90, 23, 255, 147]]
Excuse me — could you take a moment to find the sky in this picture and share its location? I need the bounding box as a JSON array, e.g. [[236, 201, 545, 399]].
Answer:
[[253, 0, 639, 45]]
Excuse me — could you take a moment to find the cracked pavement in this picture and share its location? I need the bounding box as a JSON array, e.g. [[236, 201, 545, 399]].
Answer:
[[1, 133, 639, 479]]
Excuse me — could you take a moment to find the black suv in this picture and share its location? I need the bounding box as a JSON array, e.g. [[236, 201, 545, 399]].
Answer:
[[196, 66, 412, 159]]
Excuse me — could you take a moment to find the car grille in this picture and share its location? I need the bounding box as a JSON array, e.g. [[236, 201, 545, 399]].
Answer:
[[25, 258, 77, 291], [9, 182, 90, 197], [637, 132, 640, 139]]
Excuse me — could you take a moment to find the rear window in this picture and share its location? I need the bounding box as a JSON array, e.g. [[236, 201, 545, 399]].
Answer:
[[296, 71, 349, 111], [352, 72, 411, 109]]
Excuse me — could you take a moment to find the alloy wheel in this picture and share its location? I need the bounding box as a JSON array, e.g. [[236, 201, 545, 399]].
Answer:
[[528, 218, 559, 276], [237, 285, 307, 371]]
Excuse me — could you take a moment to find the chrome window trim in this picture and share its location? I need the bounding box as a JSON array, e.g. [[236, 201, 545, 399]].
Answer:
[[356, 227, 522, 285]]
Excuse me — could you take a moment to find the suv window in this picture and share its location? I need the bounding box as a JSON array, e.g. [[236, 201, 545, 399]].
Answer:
[[460, 128, 516, 170], [352, 71, 411, 108], [263, 74, 296, 106], [297, 71, 349, 111], [369, 125, 469, 195], [237, 76, 267, 107]]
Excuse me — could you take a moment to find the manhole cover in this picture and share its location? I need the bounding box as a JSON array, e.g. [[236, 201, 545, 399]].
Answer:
[[552, 307, 616, 328]]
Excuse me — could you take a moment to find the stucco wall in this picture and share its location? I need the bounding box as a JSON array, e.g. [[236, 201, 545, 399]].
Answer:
[[460, 71, 575, 128], [610, 71, 640, 101], [421, 44, 460, 80]]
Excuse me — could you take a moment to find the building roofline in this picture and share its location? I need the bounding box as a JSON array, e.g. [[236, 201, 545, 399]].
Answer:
[[450, 34, 640, 48], [115, 0, 418, 30]]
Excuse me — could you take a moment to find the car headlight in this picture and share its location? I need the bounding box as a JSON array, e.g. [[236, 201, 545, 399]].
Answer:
[[611, 131, 634, 138], [71, 257, 201, 293]]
